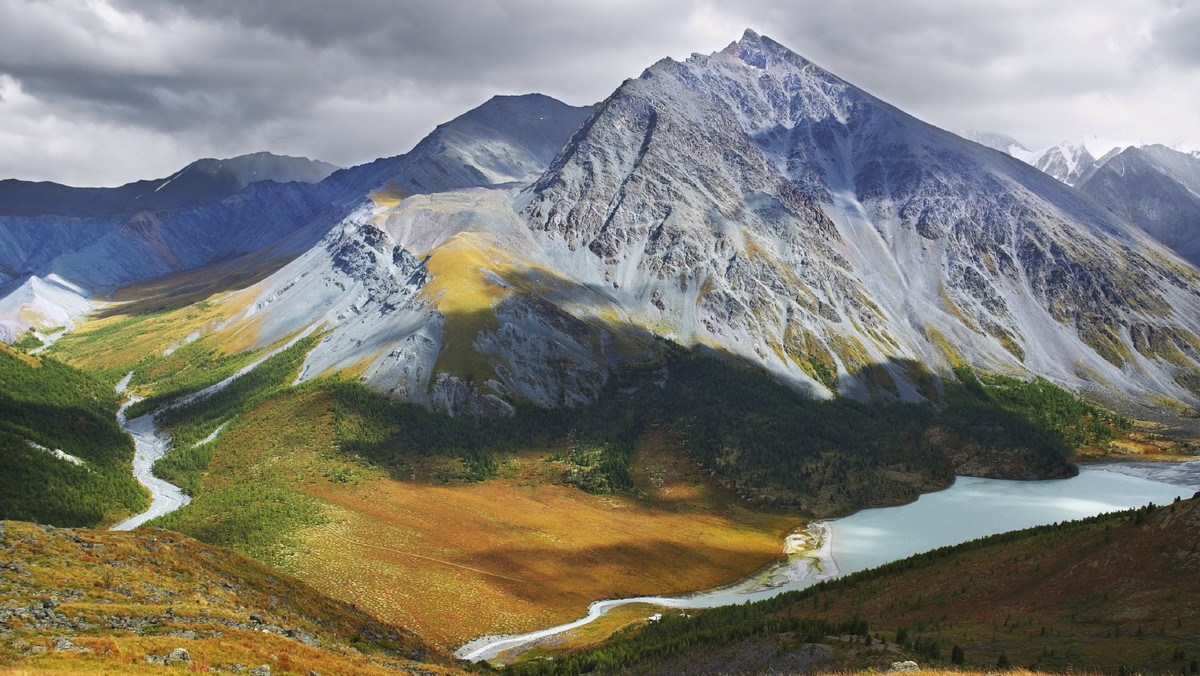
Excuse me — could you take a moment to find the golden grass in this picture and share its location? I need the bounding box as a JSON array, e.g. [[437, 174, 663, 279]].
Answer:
[[369, 180, 411, 208], [49, 290, 259, 375], [418, 232, 510, 383], [925, 325, 967, 369], [938, 285, 980, 333], [294, 446, 796, 648], [0, 342, 40, 367], [0, 521, 466, 675], [0, 634, 447, 675], [419, 230, 641, 383]]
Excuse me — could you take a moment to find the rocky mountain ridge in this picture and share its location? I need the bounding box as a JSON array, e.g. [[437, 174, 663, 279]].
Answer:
[[515, 30, 1200, 409]]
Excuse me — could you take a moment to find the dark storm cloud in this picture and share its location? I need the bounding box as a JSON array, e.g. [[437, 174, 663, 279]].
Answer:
[[0, 0, 1197, 186]]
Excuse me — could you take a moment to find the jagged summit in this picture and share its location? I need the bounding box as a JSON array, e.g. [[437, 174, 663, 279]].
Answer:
[[722, 28, 822, 74]]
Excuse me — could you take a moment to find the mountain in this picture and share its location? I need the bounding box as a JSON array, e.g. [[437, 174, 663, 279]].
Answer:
[[513, 30, 1200, 410], [0, 151, 339, 218], [506, 495, 1200, 675], [1076, 144, 1200, 267], [10, 30, 1200, 671], [983, 137, 1200, 269], [405, 93, 599, 186], [0, 520, 467, 674], [0, 95, 593, 341], [12, 30, 1200, 416], [1006, 137, 1132, 186]]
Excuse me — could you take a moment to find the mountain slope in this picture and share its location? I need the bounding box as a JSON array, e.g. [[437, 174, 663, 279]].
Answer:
[[0, 520, 466, 674], [0, 344, 146, 528], [403, 93, 596, 187], [1077, 144, 1200, 267]]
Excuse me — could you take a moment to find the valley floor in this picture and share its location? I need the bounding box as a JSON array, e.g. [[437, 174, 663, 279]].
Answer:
[[290, 431, 800, 648], [150, 386, 801, 649]]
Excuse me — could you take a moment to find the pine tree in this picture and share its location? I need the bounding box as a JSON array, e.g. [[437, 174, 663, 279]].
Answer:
[[952, 644, 965, 665]]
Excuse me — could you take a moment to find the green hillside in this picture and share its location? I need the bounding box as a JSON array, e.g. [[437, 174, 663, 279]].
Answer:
[[0, 345, 146, 527]]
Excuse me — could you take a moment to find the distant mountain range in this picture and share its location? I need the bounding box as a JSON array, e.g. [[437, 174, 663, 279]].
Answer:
[[967, 133, 1200, 268], [5, 31, 1200, 419], [0, 151, 340, 218]]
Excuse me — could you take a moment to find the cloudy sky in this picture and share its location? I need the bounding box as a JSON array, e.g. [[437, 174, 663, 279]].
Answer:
[[1, 0, 1198, 186]]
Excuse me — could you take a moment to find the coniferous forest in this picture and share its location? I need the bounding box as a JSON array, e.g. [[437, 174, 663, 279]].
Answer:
[[0, 346, 146, 526]]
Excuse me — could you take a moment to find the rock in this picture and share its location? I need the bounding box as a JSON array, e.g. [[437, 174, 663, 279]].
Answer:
[[249, 666, 271, 676], [285, 627, 321, 647], [890, 660, 920, 672], [167, 647, 192, 664], [51, 636, 88, 652], [0, 561, 29, 575], [145, 654, 167, 664]]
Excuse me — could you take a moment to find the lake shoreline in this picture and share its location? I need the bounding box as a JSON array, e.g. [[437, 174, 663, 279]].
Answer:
[[457, 461, 1200, 664]]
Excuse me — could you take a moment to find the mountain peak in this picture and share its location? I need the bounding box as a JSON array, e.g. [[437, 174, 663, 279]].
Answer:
[[724, 28, 778, 69]]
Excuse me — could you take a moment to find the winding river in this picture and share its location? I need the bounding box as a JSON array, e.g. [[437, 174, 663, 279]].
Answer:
[[107, 328, 318, 531], [457, 462, 1200, 663], [110, 373, 190, 531]]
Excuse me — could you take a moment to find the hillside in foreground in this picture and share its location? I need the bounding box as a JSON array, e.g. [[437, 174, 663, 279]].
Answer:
[[0, 520, 469, 675], [505, 494, 1200, 675]]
